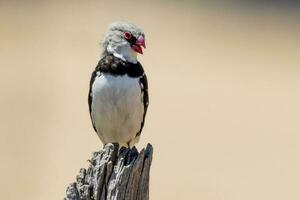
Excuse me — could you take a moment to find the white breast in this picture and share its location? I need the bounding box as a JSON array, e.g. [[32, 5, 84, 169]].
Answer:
[[91, 73, 144, 146]]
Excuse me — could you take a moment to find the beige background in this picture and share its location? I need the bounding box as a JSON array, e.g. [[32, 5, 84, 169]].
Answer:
[[1, 1, 300, 199]]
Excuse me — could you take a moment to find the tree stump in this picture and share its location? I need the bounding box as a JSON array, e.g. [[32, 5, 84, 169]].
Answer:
[[65, 143, 153, 200]]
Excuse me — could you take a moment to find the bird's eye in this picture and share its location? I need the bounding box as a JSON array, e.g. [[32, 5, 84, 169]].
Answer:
[[124, 32, 132, 40]]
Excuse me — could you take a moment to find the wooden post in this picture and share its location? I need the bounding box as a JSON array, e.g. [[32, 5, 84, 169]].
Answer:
[[65, 143, 153, 200]]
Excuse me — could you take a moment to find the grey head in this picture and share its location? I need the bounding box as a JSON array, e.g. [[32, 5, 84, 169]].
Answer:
[[101, 21, 146, 64]]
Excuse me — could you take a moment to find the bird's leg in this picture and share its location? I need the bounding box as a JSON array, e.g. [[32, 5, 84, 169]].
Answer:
[[126, 141, 131, 149]]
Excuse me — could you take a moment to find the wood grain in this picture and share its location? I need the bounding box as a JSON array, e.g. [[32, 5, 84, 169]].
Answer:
[[65, 143, 153, 200]]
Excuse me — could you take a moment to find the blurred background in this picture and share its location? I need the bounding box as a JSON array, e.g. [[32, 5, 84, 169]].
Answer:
[[1, 0, 300, 199]]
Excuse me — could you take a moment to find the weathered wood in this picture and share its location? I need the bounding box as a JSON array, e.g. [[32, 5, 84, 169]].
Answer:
[[65, 143, 153, 200]]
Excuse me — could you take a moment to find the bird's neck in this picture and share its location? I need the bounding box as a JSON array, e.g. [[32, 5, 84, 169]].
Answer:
[[106, 45, 138, 64]]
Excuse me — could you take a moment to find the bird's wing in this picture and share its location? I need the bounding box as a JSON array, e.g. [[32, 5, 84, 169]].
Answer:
[[136, 73, 149, 137], [88, 67, 100, 132]]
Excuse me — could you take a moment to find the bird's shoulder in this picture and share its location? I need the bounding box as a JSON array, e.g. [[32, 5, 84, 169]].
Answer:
[[93, 54, 144, 77]]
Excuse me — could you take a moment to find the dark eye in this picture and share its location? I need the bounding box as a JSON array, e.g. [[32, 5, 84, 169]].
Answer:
[[124, 31, 132, 40]]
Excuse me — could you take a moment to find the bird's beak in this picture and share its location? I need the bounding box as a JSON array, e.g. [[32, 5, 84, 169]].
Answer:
[[136, 35, 146, 48], [132, 35, 146, 54]]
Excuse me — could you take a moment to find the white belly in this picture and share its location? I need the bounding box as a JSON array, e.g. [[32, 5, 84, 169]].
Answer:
[[91, 73, 144, 146]]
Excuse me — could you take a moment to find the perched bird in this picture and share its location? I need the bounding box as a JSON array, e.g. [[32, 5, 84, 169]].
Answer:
[[88, 22, 149, 147]]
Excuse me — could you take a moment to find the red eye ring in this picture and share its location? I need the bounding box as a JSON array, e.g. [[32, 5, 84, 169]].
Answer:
[[124, 31, 132, 39]]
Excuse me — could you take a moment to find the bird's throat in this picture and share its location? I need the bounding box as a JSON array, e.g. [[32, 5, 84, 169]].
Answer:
[[107, 45, 138, 64]]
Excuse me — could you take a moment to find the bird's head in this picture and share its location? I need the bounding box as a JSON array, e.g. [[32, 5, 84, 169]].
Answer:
[[102, 21, 146, 64]]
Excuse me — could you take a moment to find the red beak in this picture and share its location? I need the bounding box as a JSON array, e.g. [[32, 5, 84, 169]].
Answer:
[[132, 35, 146, 54]]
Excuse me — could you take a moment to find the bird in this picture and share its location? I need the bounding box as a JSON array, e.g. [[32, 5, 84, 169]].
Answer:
[[88, 22, 149, 147]]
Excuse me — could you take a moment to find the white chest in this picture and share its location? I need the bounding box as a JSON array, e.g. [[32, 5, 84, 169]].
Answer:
[[91, 73, 144, 146]]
